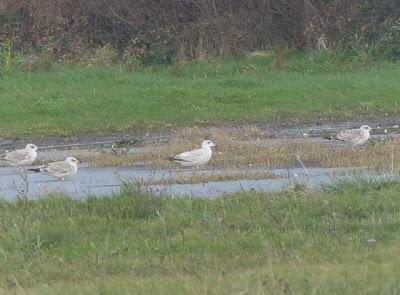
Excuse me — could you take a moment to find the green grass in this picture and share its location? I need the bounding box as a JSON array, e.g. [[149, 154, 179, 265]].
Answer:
[[2, 179, 400, 293], [1, 51, 400, 136]]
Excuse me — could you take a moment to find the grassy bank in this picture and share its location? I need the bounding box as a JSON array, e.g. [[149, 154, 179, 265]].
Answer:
[[1, 179, 400, 293], [1, 52, 400, 136]]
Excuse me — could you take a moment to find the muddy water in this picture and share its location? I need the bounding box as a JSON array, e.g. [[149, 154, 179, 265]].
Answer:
[[1, 118, 399, 151], [0, 165, 388, 200], [1, 119, 399, 200]]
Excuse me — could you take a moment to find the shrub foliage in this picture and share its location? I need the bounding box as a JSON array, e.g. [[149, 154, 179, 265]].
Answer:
[[0, 0, 399, 62]]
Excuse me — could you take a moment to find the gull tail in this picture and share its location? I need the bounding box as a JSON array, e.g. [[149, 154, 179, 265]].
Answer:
[[168, 157, 190, 163], [323, 134, 338, 141]]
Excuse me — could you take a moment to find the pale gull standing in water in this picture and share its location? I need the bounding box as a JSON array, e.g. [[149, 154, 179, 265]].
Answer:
[[335, 125, 372, 146], [169, 140, 217, 167], [0, 143, 38, 166], [29, 157, 79, 179]]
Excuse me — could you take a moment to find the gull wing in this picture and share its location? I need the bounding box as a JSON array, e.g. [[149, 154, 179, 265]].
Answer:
[[174, 148, 205, 162], [337, 129, 363, 142], [46, 161, 73, 174], [1, 150, 30, 163]]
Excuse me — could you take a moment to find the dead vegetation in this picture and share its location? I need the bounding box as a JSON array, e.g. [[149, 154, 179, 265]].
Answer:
[[84, 126, 400, 172], [140, 169, 276, 186]]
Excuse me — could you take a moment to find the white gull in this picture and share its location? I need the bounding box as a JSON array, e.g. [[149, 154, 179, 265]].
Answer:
[[169, 140, 217, 167]]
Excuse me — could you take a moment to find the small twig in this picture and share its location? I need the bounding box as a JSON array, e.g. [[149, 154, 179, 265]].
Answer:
[[157, 210, 170, 248], [391, 145, 394, 173], [10, 167, 30, 221], [295, 154, 310, 177]]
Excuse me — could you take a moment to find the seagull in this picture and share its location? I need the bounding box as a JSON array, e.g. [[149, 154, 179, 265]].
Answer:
[[169, 140, 217, 167], [335, 125, 372, 146], [0, 143, 38, 166], [29, 157, 79, 179]]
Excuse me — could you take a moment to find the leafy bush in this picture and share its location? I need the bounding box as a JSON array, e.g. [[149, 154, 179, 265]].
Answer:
[[0, 0, 399, 62]]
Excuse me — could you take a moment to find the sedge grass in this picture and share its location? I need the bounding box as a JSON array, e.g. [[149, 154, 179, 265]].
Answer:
[[85, 126, 400, 172]]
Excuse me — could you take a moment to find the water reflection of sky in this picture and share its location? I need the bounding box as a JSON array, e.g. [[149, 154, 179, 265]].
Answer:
[[0, 165, 390, 200]]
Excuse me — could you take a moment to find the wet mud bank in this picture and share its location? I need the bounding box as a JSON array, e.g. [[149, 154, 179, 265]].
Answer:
[[1, 115, 400, 152], [1, 117, 400, 199]]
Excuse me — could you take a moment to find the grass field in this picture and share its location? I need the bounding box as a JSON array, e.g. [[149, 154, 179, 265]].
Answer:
[[1, 179, 400, 294], [1, 52, 400, 136]]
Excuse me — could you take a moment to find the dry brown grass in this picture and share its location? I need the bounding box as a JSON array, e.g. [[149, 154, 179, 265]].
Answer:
[[84, 126, 400, 171], [141, 169, 276, 186]]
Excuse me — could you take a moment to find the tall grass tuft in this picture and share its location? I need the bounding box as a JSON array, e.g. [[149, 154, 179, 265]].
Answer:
[[0, 37, 12, 76], [322, 176, 400, 195], [117, 180, 166, 219]]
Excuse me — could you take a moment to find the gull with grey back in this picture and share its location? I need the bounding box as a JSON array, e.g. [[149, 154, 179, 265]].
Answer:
[[169, 140, 217, 167], [0, 143, 38, 166], [335, 125, 372, 146], [29, 157, 79, 179]]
